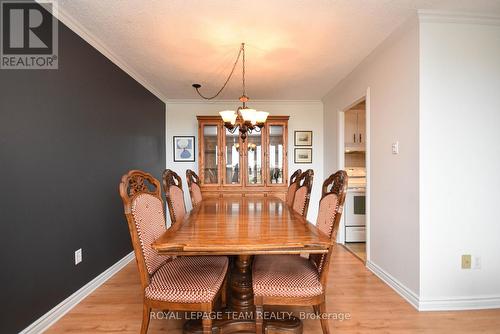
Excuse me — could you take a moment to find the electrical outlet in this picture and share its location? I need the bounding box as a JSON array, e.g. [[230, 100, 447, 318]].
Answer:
[[461, 254, 471, 269], [392, 141, 399, 154], [75, 248, 82, 265], [473, 256, 481, 270]]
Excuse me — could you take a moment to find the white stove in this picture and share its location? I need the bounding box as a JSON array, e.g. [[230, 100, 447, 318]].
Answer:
[[345, 167, 366, 243]]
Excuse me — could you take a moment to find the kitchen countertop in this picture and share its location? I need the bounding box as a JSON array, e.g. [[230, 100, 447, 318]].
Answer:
[[347, 187, 366, 192]]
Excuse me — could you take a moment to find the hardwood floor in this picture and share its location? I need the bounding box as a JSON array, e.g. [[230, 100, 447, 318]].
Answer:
[[344, 242, 366, 262], [47, 245, 500, 333]]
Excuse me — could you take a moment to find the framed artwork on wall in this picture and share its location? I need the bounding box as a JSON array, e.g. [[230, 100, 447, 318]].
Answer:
[[173, 136, 195, 162], [294, 148, 312, 164], [294, 130, 313, 146]]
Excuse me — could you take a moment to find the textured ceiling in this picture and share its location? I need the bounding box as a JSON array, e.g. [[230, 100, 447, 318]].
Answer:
[[57, 0, 500, 100]]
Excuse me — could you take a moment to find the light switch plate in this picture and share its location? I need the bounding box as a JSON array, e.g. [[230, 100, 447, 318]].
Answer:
[[473, 256, 481, 270], [392, 141, 399, 154]]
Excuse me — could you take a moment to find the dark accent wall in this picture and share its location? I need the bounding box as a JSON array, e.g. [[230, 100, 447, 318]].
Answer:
[[0, 14, 165, 334]]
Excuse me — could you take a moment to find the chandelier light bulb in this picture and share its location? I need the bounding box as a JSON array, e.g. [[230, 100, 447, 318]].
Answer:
[[255, 111, 269, 124], [240, 108, 257, 124], [219, 110, 237, 124]]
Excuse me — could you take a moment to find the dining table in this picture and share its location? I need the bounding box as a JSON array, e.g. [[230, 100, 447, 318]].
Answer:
[[152, 196, 332, 334]]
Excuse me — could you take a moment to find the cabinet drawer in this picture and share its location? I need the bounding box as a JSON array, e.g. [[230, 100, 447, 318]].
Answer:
[[244, 193, 266, 198], [345, 226, 366, 242], [271, 193, 286, 201], [221, 193, 244, 198], [201, 192, 221, 199]]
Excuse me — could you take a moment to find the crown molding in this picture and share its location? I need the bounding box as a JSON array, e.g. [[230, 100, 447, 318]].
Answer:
[[166, 99, 323, 105], [418, 10, 500, 26], [45, 2, 168, 102]]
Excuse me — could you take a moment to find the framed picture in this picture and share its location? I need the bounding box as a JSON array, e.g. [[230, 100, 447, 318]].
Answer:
[[294, 130, 313, 146], [294, 148, 312, 163], [173, 136, 195, 162]]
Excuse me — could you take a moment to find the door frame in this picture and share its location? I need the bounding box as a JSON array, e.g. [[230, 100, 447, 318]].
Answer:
[[337, 87, 371, 263]]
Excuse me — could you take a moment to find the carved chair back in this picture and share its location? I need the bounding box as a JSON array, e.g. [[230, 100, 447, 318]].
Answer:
[[286, 169, 302, 207], [186, 169, 203, 207], [309, 170, 348, 288], [119, 170, 170, 290], [162, 169, 187, 224], [292, 169, 314, 217]]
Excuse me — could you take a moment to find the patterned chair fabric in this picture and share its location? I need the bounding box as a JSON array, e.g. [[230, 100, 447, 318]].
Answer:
[[186, 169, 203, 207], [169, 185, 186, 222], [286, 169, 302, 207], [190, 182, 203, 207], [253, 254, 323, 298], [316, 193, 339, 237], [291, 169, 314, 217], [146, 256, 229, 303], [131, 193, 170, 275], [286, 182, 298, 207], [163, 169, 187, 224], [292, 186, 308, 216], [252, 171, 348, 306], [309, 193, 339, 273]]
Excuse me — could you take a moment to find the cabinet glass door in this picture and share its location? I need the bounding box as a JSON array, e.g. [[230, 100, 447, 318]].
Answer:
[[202, 125, 218, 184], [224, 127, 241, 185], [246, 131, 263, 185], [268, 125, 285, 184]]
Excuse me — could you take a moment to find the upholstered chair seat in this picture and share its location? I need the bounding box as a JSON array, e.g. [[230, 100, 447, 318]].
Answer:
[[252, 171, 348, 334], [253, 254, 322, 298], [146, 256, 228, 303]]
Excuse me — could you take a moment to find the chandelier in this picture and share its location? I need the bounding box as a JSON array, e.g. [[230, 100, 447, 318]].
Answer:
[[192, 42, 268, 141]]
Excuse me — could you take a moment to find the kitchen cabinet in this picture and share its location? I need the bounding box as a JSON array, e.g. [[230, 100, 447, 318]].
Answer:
[[345, 109, 366, 149], [357, 110, 365, 144], [198, 115, 289, 198]]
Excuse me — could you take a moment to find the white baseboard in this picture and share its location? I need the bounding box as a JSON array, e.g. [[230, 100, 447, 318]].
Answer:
[[366, 260, 500, 311], [20, 252, 135, 334], [366, 260, 420, 310], [419, 296, 500, 311]]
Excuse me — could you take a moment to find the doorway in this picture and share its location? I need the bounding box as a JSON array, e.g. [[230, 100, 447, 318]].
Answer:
[[338, 93, 369, 262]]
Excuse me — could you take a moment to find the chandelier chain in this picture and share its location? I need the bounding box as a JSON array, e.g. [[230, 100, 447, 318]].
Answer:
[[193, 43, 245, 100], [242, 43, 246, 97], [191, 42, 267, 142]]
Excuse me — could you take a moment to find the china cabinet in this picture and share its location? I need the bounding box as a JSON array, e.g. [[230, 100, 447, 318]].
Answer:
[[197, 115, 289, 199]]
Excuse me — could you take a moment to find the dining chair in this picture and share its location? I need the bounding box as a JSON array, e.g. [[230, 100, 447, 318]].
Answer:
[[162, 169, 187, 224], [285, 169, 302, 207], [292, 169, 314, 217], [119, 170, 229, 334], [253, 170, 348, 334], [186, 169, 203, 207]]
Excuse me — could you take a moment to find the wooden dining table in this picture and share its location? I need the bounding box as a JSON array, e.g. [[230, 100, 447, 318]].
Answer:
[[152, 196, 332, 334]]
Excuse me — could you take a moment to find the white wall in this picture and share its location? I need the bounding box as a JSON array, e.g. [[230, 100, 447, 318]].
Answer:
[[419, 17, 500, 306], [165, 100, 324, 223], [323, 18, 421, 296]]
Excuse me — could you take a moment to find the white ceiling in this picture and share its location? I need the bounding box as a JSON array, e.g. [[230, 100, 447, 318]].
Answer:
[[57, 0, 500, 101]]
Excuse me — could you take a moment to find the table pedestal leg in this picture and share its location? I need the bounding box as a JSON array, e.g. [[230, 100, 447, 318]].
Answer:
[[229, 255, 254, 312]]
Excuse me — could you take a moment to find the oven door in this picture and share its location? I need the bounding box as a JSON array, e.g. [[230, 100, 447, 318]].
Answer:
[[345, 191, 366, 226]]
